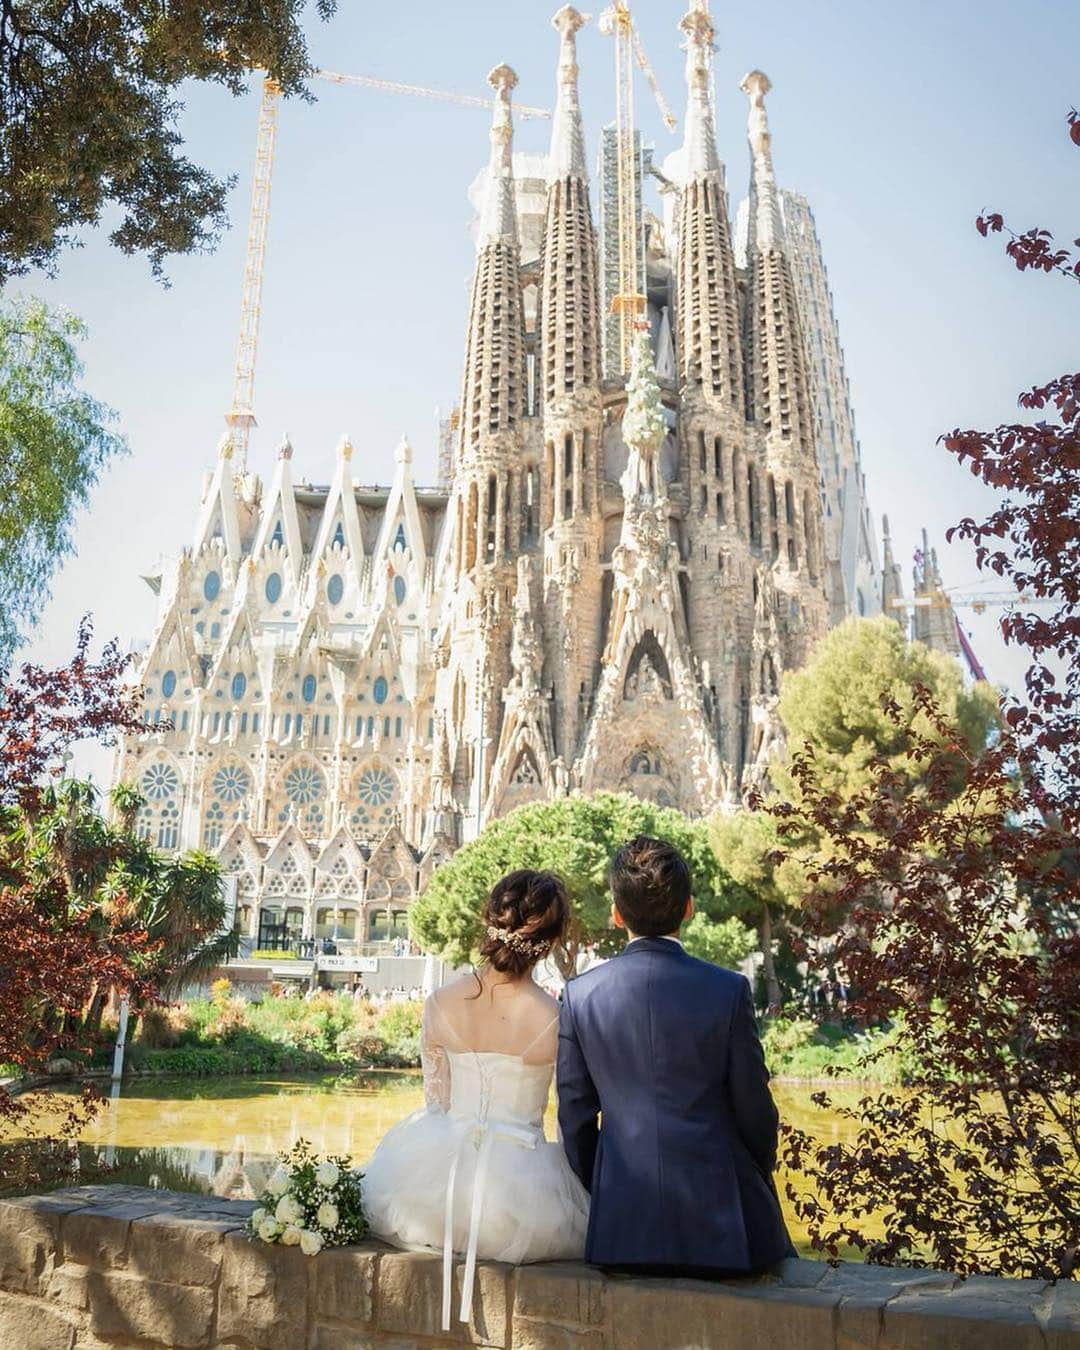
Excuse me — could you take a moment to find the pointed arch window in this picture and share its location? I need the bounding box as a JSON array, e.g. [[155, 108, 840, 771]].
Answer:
[[136, 761, 181, 850], [393, 523, 407, 550], [270, 520, 285, 547], [332, 521, 345, 548]]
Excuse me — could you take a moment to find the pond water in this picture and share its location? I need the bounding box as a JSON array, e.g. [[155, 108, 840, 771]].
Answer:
[[18, 1074, 869, 1257]]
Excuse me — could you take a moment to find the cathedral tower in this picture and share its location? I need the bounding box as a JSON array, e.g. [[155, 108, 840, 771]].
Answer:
[[740, 70, 828, 669], [537, 6, 605, 765], [441, 64, 528, 831]]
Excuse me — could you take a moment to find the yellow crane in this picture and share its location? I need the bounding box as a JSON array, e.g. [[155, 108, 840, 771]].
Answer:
[[598, 2, 677, 375], [225, 72, 551, 469]]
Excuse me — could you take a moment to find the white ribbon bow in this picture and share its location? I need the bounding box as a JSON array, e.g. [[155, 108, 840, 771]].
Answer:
[[442, 1117, 539, 1331]]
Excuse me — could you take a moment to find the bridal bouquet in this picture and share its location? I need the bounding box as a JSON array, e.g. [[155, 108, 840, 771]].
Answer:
[[247, 1139, 367, 1255]]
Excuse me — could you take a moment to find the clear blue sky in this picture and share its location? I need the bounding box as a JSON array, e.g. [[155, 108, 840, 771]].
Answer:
[[15, 0, 1079, 780]]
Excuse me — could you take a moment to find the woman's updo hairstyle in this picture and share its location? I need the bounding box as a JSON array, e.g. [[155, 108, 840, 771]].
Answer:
[[478, 869, 569, 978]]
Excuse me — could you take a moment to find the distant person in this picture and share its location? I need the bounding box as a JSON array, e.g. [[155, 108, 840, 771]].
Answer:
[[557, 835, 793, 1278]]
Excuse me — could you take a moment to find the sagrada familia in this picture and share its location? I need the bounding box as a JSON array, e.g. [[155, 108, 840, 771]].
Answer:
[[116, 7, 934, 949]]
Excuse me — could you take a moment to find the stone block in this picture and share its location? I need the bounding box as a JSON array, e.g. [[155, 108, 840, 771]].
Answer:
[[1042, 1278, 1080, 1350], [127, 1212, 226, 1287], [87, 1269, 213, 1348], [513, 1262, 607, 1327], [0, 1200, 61, 1295], [609, 1276, 840, 1350], [313, 1245, 378, 1325], [0, 1290, 76, 1350], [377, 1250, 457, 1341], [45, 1262, 90, 1311], [455, 1262, 509, 1347], [61, 1209, 131, 1269], [511, 1318, 608, 1350], [217, 1230, 310, 1350], [311, 1327, 381, 1350], [882, 1280, 1048, 1350]]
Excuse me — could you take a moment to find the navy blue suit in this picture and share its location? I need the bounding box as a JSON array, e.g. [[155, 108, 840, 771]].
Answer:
[[557, 937, 792, 1273]]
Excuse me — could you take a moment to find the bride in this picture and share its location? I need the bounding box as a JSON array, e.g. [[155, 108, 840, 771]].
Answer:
[[362, 870, 589, 1330]]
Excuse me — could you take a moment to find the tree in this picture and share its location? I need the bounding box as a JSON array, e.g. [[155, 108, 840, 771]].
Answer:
[[409, 791, 744, 977], [0, 626, 230, 1194], [708, 809, 805, 1010], [0, 0, 336, 281], [0, 299, 127, 661], [774, 114, 1080, 1281], [773, 616, 998, 806]]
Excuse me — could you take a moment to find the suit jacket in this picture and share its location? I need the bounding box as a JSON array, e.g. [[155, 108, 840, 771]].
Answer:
[[557, 937, 792, 1272]]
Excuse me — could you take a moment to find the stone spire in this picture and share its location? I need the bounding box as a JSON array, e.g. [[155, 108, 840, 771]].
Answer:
[[540, 7, 600, 404], [548, 6, 587, 179], [680, 6, 720, 180], [740, 69, 813, 447], [477, 64, 519, 247], [674, 6, 743, 409], [741, 69, 784, 251], [459, 63, 526, 466]]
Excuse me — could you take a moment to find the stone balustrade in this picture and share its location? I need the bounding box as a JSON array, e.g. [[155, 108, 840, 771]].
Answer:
[[0, 1186, 1077, 1349]]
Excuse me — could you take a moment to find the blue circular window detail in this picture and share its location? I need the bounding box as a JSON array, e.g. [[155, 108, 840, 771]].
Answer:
[[265, 572, 282, 604], [373, 676, 388, 705], [203, 571, 221, 601], [231, 672, 247, 700], [327, 574, 344, 606], [393, 575, 407, 606], [161, 670, 177, 699], [302, 674, 317, 703]]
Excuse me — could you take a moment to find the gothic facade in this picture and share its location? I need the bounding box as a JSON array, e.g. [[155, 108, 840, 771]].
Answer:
[[115, 6, 891, 949]]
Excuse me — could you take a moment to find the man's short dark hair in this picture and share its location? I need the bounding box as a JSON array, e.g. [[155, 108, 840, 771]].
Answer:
[[609, 835, 692, 938]]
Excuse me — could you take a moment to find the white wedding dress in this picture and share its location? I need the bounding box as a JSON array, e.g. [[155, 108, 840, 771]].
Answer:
[[362, 986, 589, 1330]]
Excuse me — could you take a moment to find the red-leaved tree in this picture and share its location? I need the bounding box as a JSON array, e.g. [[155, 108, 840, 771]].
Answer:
[[774, 114, 1080, 1280]]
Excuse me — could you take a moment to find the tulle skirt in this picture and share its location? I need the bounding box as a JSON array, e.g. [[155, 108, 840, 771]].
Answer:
[[362, 1106, 590, 1266]]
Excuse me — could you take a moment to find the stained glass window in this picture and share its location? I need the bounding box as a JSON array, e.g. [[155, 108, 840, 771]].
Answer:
[[327, 574, 344, 605], [393, 575, 407, 606], [161, 670, 177, 699], [203, 571, 221, 601], [302, 675, 317, 702], [231, 672, 247, 700], [265, 572, 282, 603], [373, 676, 388, 705]]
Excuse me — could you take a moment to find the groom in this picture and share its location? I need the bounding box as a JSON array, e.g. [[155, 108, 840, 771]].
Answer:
[[557, 834, 793, 1276]]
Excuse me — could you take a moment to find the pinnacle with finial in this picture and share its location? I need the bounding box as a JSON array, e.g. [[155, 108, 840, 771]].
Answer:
[[680, 6, 720, 179], [337, 434, 353, 461], [277, 432, 293, 460], [741, 70, 784, 250], [477, 64, 519, 246], [395, 434, 413, 465], [549, 6, 588, 179]]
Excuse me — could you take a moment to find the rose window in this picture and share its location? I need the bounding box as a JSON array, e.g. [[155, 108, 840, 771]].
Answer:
[[142, 763, 178, 801], [213, 765, 251, 803], [285, 764, 323, 805], [357, 768, 394, 807]]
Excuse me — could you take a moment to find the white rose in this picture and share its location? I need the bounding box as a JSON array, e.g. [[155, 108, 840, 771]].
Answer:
[[315, 1160, 340, 1188], [280, 1225, 302, 1247], [258, 1218, 280, 1243], [316, 1201, 339, 1230], [300, 1229, 324, 1257], [274, 1194, 302, 1226], [250, 1207, 267, 1229], [266, 1165, 291, 1197]]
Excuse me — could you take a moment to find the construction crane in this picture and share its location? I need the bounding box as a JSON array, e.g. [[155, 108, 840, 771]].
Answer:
[[598, 2, 677, 375], [225, 71, 551, 469], [889, 591, 1056, 683]]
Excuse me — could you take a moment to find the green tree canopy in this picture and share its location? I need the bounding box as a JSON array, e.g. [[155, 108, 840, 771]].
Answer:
[[409, 791, 746, 976], [773, 616, 999, 805], [0, 0, 335, 281], [0, 298, 127, 661]]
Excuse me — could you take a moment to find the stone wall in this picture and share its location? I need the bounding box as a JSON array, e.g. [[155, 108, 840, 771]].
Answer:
[[1, 1186, 1077, 1350]]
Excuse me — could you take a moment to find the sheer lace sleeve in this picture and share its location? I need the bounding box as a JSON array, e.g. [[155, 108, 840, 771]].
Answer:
[[421, 996, 451, 1110]]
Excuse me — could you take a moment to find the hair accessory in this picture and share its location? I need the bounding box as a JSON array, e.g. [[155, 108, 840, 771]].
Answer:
[[485, 924, 551, 959]]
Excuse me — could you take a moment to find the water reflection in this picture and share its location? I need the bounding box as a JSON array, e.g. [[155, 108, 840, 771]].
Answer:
[[20, 1074, 874, 1252]]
